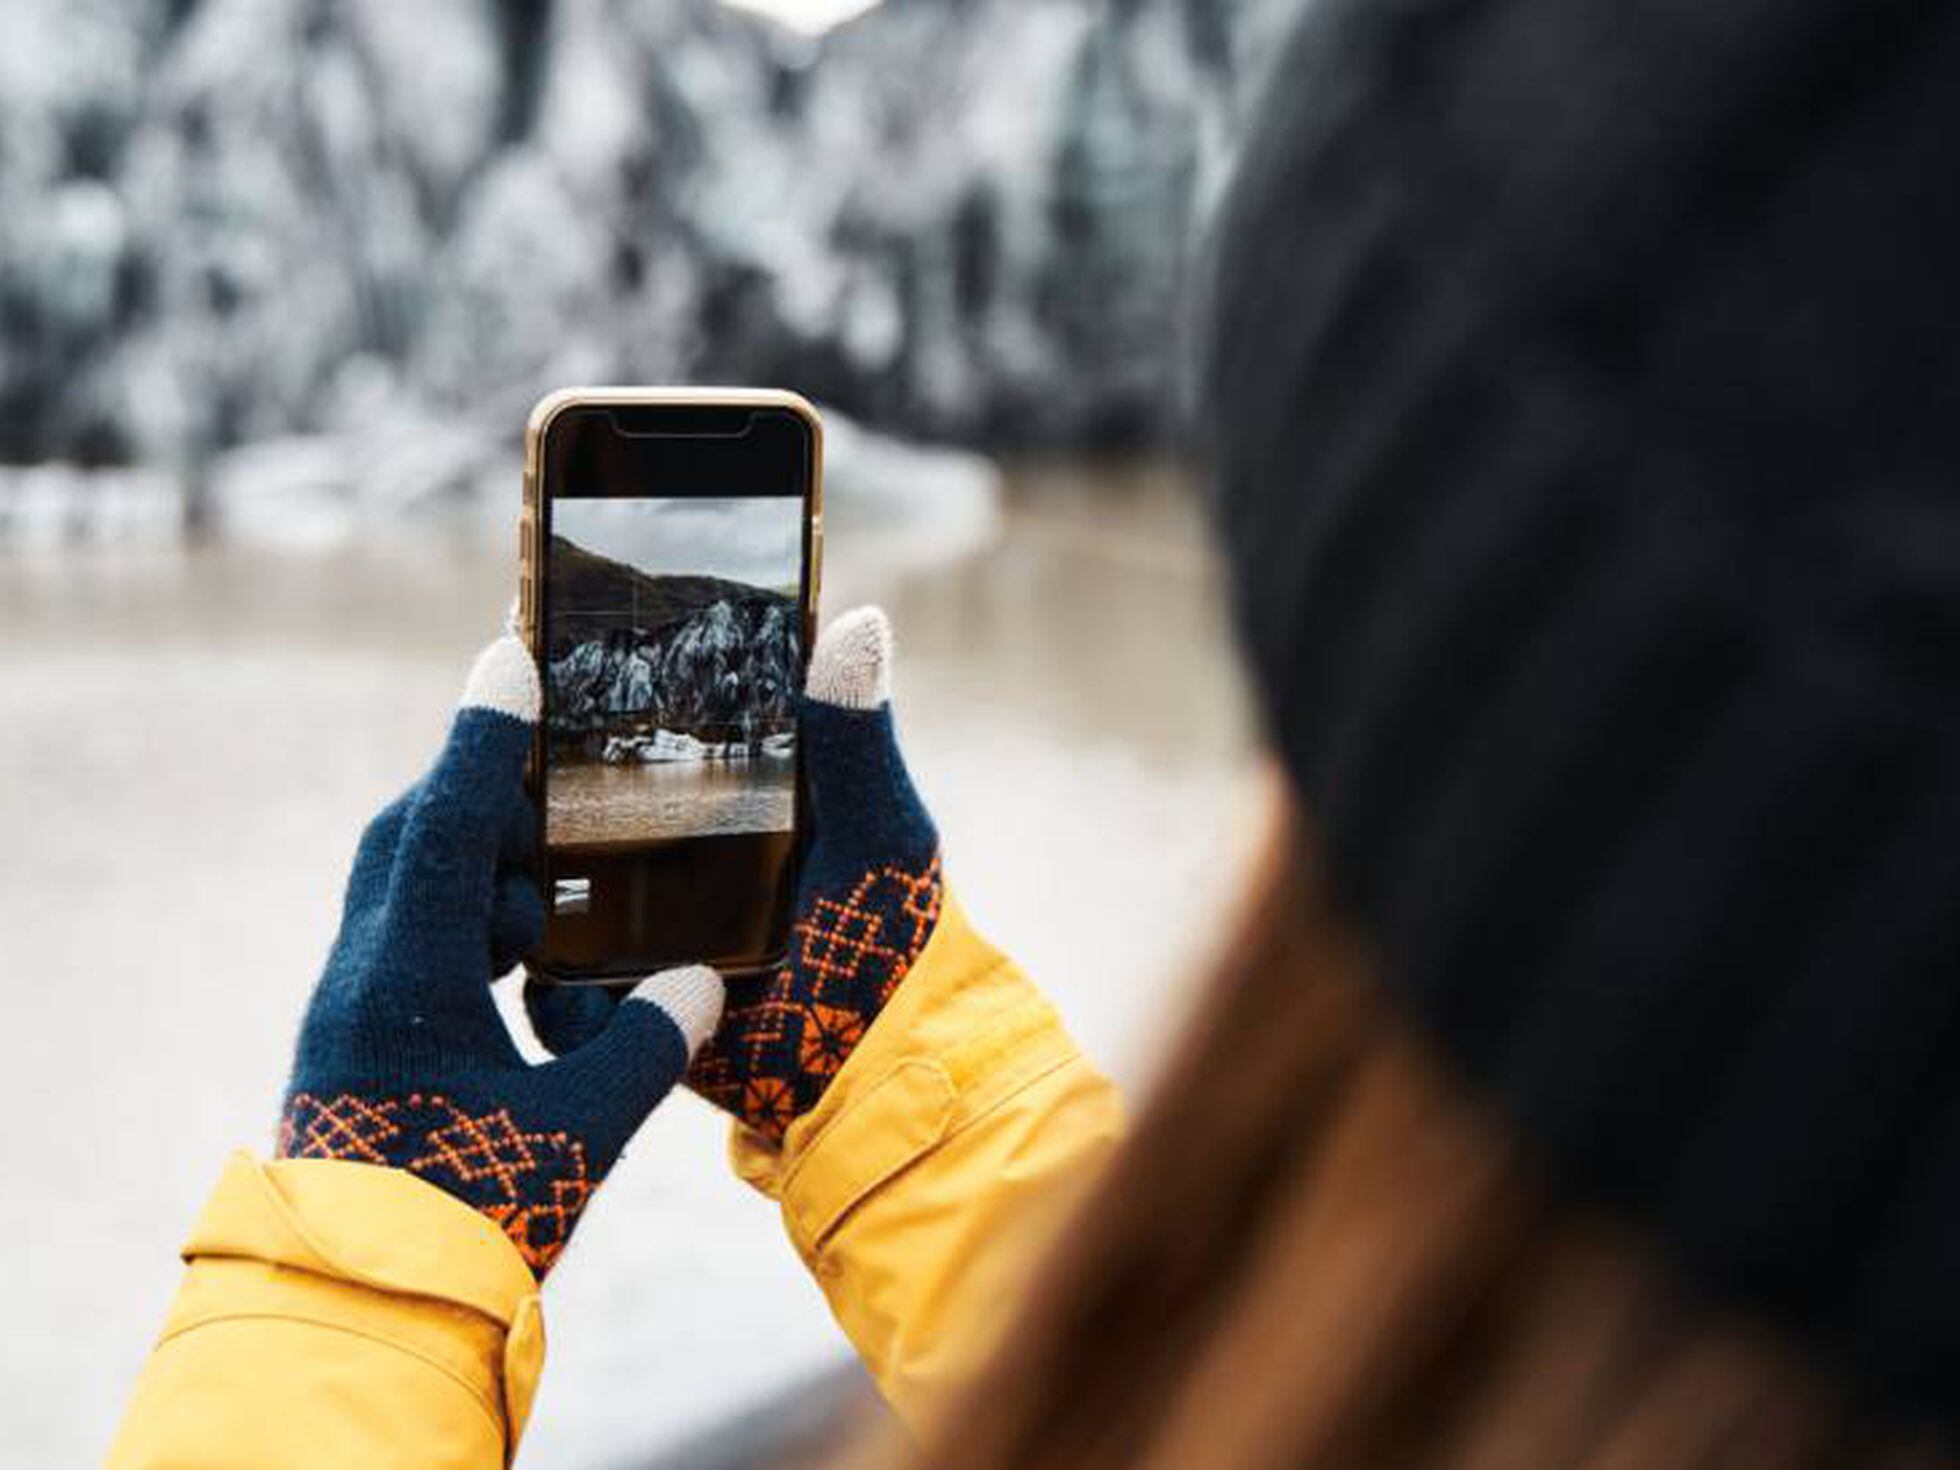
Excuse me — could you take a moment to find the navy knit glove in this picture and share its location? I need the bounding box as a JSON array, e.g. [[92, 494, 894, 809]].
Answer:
[[279, 634, 724, 1276], [523, 608, 941, 1143], [688, 607, 942, 1139]]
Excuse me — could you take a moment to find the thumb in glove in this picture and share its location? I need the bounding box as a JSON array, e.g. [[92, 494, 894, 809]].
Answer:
[[688, 607, 944, 1139]]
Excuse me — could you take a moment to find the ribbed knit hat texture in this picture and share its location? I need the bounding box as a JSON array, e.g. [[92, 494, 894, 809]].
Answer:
[[1203, 0, 1960, 1431]]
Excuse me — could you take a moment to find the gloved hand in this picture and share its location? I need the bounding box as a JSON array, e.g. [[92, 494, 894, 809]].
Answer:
[[279, 634, 724, 1276], [525, 607, 942, 1143], [693, 605, 941, 1138]]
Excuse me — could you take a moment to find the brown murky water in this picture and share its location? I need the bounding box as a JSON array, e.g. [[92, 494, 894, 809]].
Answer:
[[547, 754, 796, 845], [0, 462, 1256, 1466]]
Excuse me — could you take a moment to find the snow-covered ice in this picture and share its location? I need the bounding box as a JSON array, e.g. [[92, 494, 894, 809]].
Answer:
[[0, 0, 1310, 480]]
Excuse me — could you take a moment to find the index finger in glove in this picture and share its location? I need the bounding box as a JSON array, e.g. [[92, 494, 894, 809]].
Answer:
[[490, 870, 548, 978], [523, 978, 619, 1056], [341, 785, 416, 923], [388, 635, 540, 941]]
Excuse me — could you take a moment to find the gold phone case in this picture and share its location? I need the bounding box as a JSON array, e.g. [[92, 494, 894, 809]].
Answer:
[[518, 386, 825, 981]]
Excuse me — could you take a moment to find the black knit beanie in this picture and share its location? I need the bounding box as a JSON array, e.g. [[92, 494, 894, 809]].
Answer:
[[1202, 0, 1960, 1434]]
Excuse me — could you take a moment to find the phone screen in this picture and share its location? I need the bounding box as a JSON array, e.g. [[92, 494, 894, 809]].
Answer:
[[529, 401, 818, 982]]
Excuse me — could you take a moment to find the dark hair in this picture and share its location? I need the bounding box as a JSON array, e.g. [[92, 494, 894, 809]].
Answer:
[[879, 3, 1960, 1466], [1200, 0, 1960, 1434]]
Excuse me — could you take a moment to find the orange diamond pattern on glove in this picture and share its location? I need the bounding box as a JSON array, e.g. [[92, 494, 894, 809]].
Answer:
[[691, 855, 943, 1139], [277, 1093, 401, 1164], [281, 1092, 595, 1274]]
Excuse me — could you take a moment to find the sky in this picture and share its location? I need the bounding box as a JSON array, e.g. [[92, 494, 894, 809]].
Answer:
[[718, 0, 884, 34], [557, 495, 803, 588]]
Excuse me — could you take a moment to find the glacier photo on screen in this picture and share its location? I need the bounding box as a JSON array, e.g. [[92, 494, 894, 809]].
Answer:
[[544, 496, 802, 846]]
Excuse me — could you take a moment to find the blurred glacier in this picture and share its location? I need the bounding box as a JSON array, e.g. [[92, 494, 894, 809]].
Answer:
[[0, 0, 1305, 535]]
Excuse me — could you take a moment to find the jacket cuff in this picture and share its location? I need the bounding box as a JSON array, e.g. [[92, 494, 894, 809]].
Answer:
[[729, 890, 1089, 1259], [180, 1152, 546, 1451]]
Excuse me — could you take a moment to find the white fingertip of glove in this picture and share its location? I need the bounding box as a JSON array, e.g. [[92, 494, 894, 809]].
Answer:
[[628, 964, 726, 1056], [807, 605, 892, 711], [462, 634, 542, 723]]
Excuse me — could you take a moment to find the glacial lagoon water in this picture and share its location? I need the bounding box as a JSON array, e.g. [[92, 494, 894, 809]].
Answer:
[[548, 751, 797, 845]]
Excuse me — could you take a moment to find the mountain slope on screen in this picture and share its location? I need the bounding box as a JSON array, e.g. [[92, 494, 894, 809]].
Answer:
[[546, 533, 791, 649], [545, 533, 800, 742]]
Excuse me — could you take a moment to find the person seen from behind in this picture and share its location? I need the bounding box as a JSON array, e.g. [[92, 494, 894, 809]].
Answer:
[[110, 0, 1960, 1465]]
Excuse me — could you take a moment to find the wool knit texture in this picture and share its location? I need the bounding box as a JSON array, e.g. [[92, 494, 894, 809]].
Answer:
[[687, 688, 943, 1139], [282, 640, 706, 1276], [521, 617, 945, 1142], [1203, 0, 1960, 1432]]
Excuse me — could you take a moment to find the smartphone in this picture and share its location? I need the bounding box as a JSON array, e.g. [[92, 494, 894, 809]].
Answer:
[[519, 388, 822, 983]]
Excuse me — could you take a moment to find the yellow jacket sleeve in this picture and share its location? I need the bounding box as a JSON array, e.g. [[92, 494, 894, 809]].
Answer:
[[730, 892, 1125, 1425], [111, 897, 1115, 1462], [108, 1152, 544, 1470]]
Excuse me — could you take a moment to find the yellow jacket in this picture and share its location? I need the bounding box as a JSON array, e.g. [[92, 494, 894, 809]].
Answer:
[[107, 895, 1122, 1467]]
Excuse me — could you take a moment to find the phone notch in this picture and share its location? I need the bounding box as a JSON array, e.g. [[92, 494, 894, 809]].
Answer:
[[606, 406, 757, 439]]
